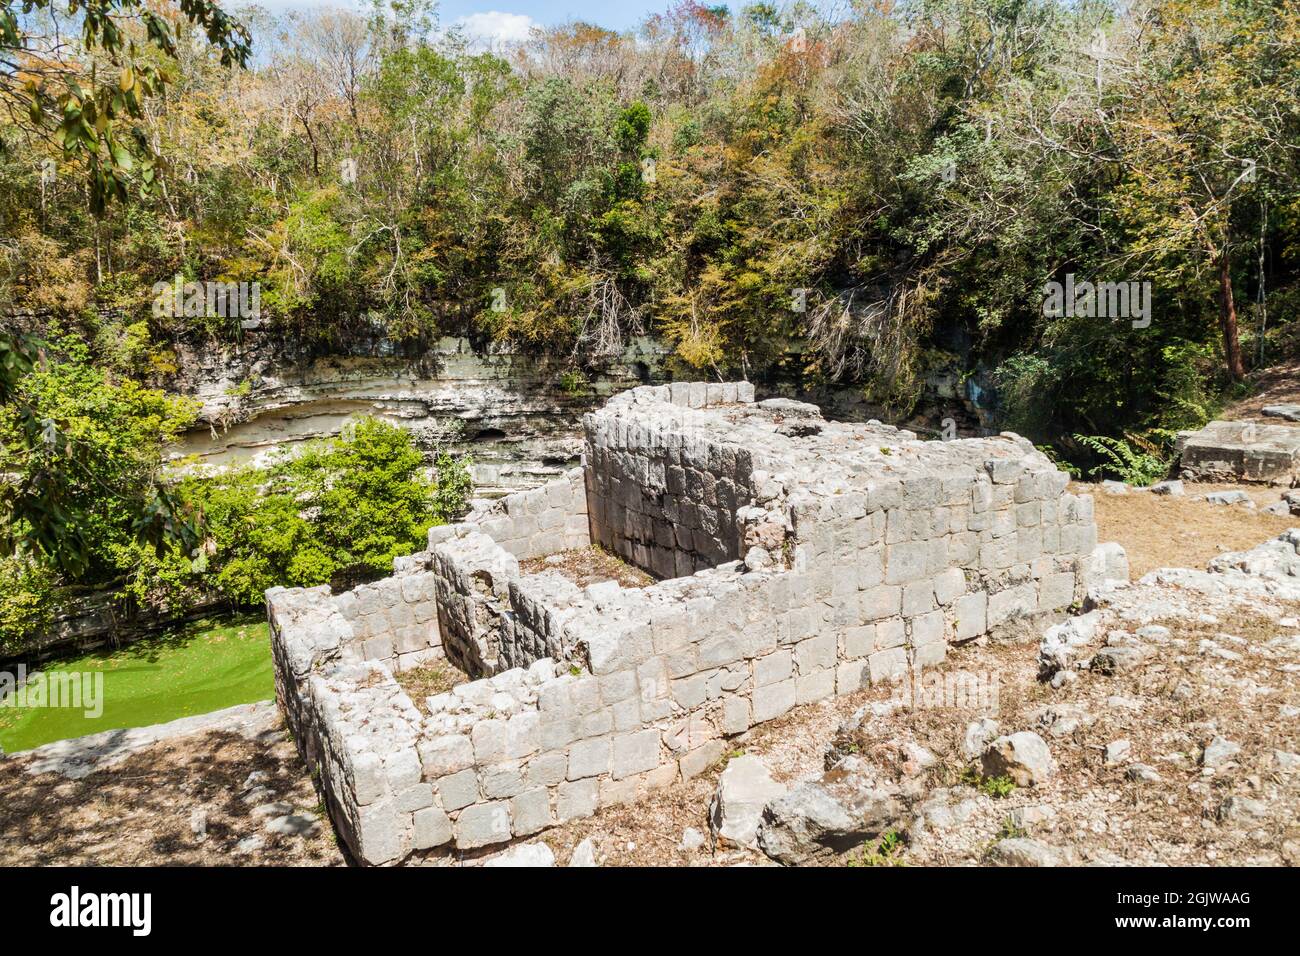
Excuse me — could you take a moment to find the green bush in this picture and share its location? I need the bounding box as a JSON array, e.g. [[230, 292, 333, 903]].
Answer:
[[0, 334, 200, 582], [0, 556, 57, 657], [0, 407, 473, 653], [185, 417, 472, 604]]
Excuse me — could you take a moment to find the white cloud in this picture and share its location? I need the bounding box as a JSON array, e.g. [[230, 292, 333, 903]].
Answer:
[[453, 11, 540, 49]]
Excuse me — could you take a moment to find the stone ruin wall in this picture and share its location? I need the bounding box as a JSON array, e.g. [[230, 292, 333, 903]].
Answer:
[[1176, 419, 1300, 483], [269, 383, 1114, 864], [587, 380, 759, 575]]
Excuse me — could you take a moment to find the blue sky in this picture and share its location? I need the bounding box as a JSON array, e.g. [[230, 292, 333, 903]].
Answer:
[[244, 1, 673, 36], [438, 2, 662, 33]]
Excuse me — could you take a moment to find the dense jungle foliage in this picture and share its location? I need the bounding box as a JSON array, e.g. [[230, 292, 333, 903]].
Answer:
[[2, 0, 1299, 651]]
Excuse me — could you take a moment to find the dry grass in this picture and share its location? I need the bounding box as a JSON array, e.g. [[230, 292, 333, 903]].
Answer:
[[395, 661, 470, 714], [1081, 480, 1297, 579], [520, 545, 656, 589]]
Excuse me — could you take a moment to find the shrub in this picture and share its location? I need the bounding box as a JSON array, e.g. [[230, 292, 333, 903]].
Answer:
[[1071, 433, 1172, 487], [0, 556, 57, 657], [184, 417, 472, 603]]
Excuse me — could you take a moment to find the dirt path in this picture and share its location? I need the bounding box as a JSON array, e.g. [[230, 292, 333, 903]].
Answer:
[[1219, 359, 1300, 420]]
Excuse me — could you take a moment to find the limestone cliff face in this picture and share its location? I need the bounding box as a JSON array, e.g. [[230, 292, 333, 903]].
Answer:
[[167, 334, 671, 494], [164, 333, 997, 494]]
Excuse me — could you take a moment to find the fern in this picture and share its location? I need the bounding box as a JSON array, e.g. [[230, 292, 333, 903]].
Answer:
[[1071, 433, 1172, 487]]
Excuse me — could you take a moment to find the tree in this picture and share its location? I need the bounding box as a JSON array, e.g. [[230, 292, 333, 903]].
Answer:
[[1105, 0, 1300, 382], [0, 332, 200, 579], [185, 417, 470, 602], [1003, 0, 1300, 383], [1, 0, 251, 214]]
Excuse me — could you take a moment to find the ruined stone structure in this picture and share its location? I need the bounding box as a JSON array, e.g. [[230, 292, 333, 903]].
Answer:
[[1177, 419, 1300, 483], [269, 383, 1111, 864]]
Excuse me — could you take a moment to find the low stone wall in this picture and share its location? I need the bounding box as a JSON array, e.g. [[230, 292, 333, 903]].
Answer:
[[1177, 420, 1300, 483], [451, 468, 589, 560], [332, 557, 443, 672], [270, 384, 1117, 864]]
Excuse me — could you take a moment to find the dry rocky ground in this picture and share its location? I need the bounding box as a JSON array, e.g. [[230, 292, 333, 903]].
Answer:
[[3, 484, 1299, 867], [0, 710, 344, 865]]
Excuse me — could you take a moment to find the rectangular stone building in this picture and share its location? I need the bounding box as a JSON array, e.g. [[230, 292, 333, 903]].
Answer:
[[269, 383, 1110, 863]]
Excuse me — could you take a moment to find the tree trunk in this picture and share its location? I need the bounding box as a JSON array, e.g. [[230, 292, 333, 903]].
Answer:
[[1217, 251, 1245, 382], [300, 115, 320, 178]]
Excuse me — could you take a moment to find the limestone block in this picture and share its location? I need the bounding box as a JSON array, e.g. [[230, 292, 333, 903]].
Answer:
[[598, 669, 638, 704], [612, 730, 661, 780], [934, 567, 966, 606], [437, 768, 480, 811], [901, 579, 936, 616], [795, 632, 836, 673], [754, 649, 793, 686], [1039, 571, 1076, 611], [868, 646, 908, 683], [885, 541, 929, 584], [556, 779, 599, 822], [413, 806, 453, 850], [611, 698, 641, 732], [681, 740, 726, 779], [910, 610, 945, 648], [511, 788, 552, 836], [709, 755, 786, 849], [671, 673, 709, 709], [836, 660, 868, 696], [350, 750, 385, 806], [752, 678, 796, 722], [722, 695, 751, 735], [383, 748, 422, 791], [842, 625, 873, 660], [861, 585, 902, 622], [874, 618, 906, 651], [471, 718, 508, 765], [455, 801, 512, 849], [525, 751, 567, 788], [481, 763, 525, 799], [567, 737, 611, 779], [394, 783, 435, 813], [356, 797, 406, 865], [954, 591, 988, 640], [540, 714, 582, 751], [599, 776, 642, 809], [796, 669, 836, 704], [988, 583, 1037, 626]]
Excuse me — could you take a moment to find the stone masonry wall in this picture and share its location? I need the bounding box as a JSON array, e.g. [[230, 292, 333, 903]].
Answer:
[[270, 384, 1115, 864], [585, 381, 757, 577]]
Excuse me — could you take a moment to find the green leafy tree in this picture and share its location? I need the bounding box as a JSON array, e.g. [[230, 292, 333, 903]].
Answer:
[[0, 332, 199, 580], [2, 0, 251, 214]]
